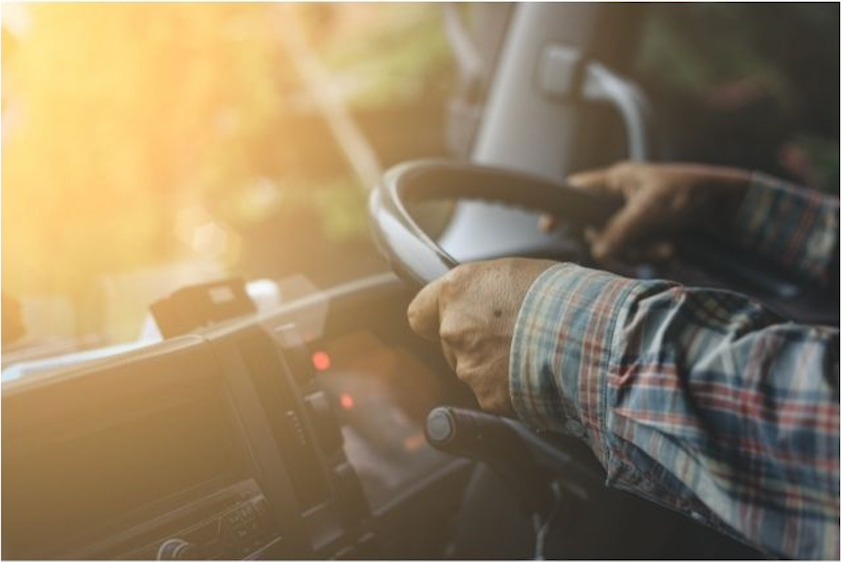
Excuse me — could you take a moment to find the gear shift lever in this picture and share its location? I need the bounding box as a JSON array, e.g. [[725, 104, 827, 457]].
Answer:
[[426, 406, 601, 559], [426, 407, 598, 510]]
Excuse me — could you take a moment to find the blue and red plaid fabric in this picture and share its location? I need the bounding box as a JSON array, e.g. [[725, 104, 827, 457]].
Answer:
[[732, 173, 839, 283], [509, 178, 839, 559]]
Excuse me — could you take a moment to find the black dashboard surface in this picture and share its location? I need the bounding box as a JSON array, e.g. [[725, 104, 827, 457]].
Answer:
[[1, 271, 789, 560], [2, 274, 474, 560]]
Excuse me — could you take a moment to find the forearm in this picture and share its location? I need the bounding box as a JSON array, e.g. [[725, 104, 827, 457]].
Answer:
[[728, 173, 839, 284], [510, 264, 840, 559]]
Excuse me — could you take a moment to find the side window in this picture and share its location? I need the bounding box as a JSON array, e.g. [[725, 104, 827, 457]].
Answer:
[[632, 4, 838, 194]]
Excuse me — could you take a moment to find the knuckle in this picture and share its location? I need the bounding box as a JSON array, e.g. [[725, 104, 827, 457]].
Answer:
[[441, 268, 464, 296], [438, 318, 462, 343], [454, 365, 474, 385], [440, 328, 462, 347], [406, 297, 428, 325], [613, 160, 654, 184], [406, 306, 424, 333], [442, 263, 480, 298], [445, 265, 465, 281], [406, 300, 419, 321]]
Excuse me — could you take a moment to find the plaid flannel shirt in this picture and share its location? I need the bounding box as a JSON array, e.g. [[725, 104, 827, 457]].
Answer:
[[509, 174, 839, 559]]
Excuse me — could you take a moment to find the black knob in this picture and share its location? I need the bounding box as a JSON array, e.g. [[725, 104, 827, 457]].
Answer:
[[426, 408, 455, 443], [425, 406, 524, 458]]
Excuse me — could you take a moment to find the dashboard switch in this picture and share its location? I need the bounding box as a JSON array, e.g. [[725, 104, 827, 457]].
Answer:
[[305, 391, 344, 453]]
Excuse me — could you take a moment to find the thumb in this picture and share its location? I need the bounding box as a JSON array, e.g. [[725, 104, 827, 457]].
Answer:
[[544, 167, 617, 233], [407, 278, 444, 341]]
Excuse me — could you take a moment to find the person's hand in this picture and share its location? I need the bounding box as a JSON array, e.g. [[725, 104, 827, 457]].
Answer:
[[407, 258, 557, 416], [540, 161, 752, 263]]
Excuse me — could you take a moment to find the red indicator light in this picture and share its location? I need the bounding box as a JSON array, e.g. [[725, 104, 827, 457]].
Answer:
[[311, 351, 331, 371], [340, 394, 354, 410]]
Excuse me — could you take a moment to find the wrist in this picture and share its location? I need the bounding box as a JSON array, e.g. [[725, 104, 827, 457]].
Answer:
[[680, 165, 752, 233]]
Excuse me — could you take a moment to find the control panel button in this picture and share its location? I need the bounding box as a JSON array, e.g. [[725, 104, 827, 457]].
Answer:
[[305, 391, 344, 453]]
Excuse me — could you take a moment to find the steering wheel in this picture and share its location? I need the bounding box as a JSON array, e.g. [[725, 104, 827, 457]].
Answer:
[[368, 157, 616, 485], [367, 158, 833, 554], [368, 158, 824, 316], [368, 158, 620, 288]]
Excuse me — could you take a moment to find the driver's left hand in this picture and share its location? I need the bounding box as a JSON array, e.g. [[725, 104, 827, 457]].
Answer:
[[407, 258, 557, 416]]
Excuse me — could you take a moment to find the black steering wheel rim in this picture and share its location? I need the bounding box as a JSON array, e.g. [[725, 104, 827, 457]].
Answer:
[[369, 158, 619, 287]]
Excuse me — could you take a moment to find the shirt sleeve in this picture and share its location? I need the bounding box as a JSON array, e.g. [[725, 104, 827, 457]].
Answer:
[[510, 263, 839, 559], [729, 173, 839, 284]]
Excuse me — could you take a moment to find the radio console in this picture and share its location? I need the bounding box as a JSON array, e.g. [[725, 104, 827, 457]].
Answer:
[[3, 275, 471, 560]]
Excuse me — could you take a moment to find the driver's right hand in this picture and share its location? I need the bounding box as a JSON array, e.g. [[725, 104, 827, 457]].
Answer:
[[541, 161, 752, 263], [407, 258, 557, 416]]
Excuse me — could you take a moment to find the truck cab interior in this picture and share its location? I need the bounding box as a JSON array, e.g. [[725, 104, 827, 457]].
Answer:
[[2, 4, 838, 560]]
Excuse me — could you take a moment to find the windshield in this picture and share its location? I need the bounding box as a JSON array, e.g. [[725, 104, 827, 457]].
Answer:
[[2, 4, 453, 350], [2, 3, 837, 357]]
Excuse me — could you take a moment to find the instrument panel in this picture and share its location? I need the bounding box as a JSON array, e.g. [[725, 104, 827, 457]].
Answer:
[[2, 274, 473, 560]]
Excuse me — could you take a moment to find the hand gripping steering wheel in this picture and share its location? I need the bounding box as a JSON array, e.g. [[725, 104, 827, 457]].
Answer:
[[368, 158, 810, 306], [369, 160, 613, 523], [367, 157, 831, 545], [368, 158, 619, 288]]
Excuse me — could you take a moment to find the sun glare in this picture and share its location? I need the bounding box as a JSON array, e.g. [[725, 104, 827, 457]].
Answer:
[[1, 3, 449, 343]]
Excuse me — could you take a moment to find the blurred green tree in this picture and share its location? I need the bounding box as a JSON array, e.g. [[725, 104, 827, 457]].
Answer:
[[2, 3, 451, 340]]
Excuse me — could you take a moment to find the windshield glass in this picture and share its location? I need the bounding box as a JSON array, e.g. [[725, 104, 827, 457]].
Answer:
[[3, 3, 837, 357], [2, 4, 453, 349]]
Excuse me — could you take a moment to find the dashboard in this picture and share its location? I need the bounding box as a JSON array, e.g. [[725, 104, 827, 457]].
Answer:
[[2, 274, 475, 560], [0, 271, 783, 560]]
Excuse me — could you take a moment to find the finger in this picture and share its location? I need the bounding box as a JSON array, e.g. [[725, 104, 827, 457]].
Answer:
[[549, 167, 620, 233], [407, 278, 444, 341], [567, 168, 621, 196], [591, 202, 656, 262], [440, 338, 458, 372], [538, 213, 560, 232]]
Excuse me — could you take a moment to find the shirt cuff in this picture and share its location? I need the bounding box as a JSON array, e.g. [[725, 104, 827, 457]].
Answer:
[[730, 172, 839, 283], [509, 263, 641, 462]]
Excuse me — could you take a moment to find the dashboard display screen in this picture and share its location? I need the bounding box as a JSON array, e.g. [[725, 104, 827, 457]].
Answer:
[[314, 331, 453, 509], [3, 386, 246, 555]]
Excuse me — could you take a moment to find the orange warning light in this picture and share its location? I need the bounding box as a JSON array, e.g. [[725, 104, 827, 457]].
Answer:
[[312, 351, 331, 371], [340, 394, 355, 410]]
